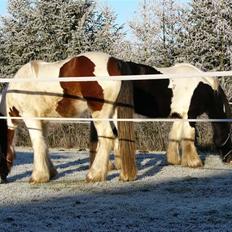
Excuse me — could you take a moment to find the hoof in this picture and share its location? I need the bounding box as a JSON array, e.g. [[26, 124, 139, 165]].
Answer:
[[181, 158, 203, 168], [167, 157, 181, 166], [29, 172, 50, 184], [86, 169, 106, 183], [119, 170, 137, 182], [0, 177, 8, 184], [167, 142, 181, 165]]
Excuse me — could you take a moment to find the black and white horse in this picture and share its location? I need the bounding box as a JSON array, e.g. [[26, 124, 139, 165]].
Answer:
[[90, 62, 232, 169]]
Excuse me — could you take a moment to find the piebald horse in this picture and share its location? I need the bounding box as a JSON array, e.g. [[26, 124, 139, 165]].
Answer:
[[90, 63, 232, 169], [0, 52, 141, 184]]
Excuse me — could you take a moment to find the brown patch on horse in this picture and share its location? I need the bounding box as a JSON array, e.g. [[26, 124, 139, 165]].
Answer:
[[107, 57, 122, 76], [9, 106, 20, 122], [57, 56, 104, 116], [6, 129, 15, 171], [9, 106, 20, 116]]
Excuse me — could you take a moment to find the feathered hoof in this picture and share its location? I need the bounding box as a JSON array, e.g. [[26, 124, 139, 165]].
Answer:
[[167, 142, 181, 165], [181, 158, 203, 168], [167, 157, 181, 166], [86, 169, 106, 182], [119, 170, 137, 182], [29, 172, 50, 184]]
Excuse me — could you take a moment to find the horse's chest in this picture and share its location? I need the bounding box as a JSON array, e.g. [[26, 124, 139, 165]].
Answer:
[[170, 79, 199, 117]]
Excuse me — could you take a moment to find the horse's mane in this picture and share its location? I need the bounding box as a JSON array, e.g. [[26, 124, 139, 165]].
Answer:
[[126, 61, 161, 75]]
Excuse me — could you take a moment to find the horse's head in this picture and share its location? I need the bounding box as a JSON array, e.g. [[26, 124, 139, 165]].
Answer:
[[212, 85, 232, 164], [216, 131, 232, 163]]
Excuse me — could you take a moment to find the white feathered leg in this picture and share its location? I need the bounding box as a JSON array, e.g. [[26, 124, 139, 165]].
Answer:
[[24, 119, 57, 184]]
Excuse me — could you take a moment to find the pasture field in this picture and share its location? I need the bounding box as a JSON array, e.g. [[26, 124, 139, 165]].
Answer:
[[1, 148, 232, 232]]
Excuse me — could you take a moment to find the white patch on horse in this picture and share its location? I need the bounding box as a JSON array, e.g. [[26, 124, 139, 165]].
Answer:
[[157, 63, 219, 118]]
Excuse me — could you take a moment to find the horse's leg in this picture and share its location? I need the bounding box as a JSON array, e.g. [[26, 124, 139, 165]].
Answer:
[[113, 136, 121, 170], [24, 119, 57, 184], [42, 122, 57, 178], [167, 121, 182, 165], [0, 125, 16, 183], [111, 107, 121, 170], [89, 121, 115, 171], [0, 117, 8, 183], [181, 121, 203, 167], [89, 121, 98, 168], [87, 118, 115, 182]]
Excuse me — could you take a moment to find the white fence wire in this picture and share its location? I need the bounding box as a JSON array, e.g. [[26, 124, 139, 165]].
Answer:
[[1, 70, 232, 123], [1, 70, 232, 83]]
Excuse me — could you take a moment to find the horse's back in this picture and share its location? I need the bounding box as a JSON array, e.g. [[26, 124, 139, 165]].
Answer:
[[157, 63, 202, 74], [157, 63, 218, 90], [6, 52, 123, 119]]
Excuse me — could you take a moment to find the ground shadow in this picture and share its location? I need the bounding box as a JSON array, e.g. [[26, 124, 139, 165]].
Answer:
[[1, 171, 232, 231]]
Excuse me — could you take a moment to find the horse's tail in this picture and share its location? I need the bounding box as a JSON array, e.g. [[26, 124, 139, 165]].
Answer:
[[117, 80, 137, 181], [0, 113, 9, 183]]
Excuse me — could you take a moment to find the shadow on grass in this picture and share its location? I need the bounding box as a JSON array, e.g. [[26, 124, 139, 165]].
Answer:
[[10, 150, 167, 182], [1, 170, 232, 231]]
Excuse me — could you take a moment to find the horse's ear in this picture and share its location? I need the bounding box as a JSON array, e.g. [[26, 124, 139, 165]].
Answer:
[[30, 61, 39, 78]]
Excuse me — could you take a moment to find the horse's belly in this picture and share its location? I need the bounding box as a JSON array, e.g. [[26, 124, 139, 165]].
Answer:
[[6, 82, 88, 118]]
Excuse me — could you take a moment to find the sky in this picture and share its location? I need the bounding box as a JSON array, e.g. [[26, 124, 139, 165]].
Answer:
[[0, 0, 189, 24], [98, 0, 139, 26], [98, 0, 189, 26], [0, 0, 7, 16]]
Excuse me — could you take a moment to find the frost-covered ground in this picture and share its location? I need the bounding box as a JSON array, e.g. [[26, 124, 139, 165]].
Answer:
[[1, 148, 232, 232]]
